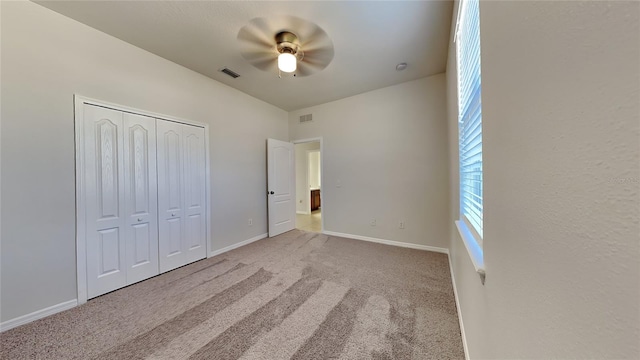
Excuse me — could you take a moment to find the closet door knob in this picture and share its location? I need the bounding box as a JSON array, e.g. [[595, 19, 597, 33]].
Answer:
[[171, 213, 175, 217], [137, 218, 142, 222]]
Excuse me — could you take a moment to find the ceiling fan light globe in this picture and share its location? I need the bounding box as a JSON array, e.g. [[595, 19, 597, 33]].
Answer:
[[278, 53, 297, 73]]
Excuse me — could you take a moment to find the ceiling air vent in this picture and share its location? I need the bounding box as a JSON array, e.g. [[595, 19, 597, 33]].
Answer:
[[299, 114, 313, 124], [219, 67, 240, 79]]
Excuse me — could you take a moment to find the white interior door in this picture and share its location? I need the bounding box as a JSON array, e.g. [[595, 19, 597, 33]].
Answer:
[[182, 125, 207, 263], [267, 138, 296, 237], [84, 105, 127, 298], [123, 113, 159, 284], [157, 120, 186, 272]]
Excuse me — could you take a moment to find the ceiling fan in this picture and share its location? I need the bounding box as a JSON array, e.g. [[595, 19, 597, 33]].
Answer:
[[237, 15, 334, 77]]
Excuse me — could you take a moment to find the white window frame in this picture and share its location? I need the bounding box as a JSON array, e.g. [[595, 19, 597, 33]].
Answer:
[[454, 0, 485, 284]]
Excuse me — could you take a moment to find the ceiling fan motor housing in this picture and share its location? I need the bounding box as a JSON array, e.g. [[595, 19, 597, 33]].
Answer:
[[276, 31, 300, 57]]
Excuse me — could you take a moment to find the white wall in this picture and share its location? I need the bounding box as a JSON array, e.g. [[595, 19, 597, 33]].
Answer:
[[290, 75, 449, 249], [295, 141, 320, 214], [0, 1, 288, 322], [309, 151, 321, 189], [447, 1, 640, 358]]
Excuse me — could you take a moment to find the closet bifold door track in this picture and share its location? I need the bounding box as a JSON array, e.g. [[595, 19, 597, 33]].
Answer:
[[81, 102, 207, 299]]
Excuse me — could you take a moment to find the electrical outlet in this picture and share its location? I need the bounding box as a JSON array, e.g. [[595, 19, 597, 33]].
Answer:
[[399, 221, 405, 229], [248, 218, 253, 226], [370, 219, 376, 226]]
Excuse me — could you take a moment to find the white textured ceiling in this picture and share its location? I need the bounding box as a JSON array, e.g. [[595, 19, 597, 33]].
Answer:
[[34, 1, 453, 111]]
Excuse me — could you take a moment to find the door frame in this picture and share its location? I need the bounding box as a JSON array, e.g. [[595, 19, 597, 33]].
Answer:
[[74, 95, 211, 304], [292, 137, 324, 233]]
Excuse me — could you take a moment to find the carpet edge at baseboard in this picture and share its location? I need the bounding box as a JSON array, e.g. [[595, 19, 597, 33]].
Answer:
[[208, 233, 269, 258], [322, 230, 449, 254], [0, 299, 78, 333]]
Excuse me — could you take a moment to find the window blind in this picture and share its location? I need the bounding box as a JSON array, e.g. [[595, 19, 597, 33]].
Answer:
[[457, 0, 483, 238]]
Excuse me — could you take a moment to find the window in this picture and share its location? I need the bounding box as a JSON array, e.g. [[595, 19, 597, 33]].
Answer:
[[455, 0, 484, 281]]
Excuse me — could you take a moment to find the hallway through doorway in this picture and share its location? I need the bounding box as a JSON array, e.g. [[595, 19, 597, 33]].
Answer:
[[296, 210, 322, 232]]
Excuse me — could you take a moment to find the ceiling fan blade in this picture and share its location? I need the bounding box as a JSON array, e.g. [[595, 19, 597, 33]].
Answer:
[[238, 17, 278, 68], [282, 15, 317, 39], [242, 50, 275, 62], [302, 48, 334, 67], [237, 17, 274, 51], [250, 57, 277, 72], [296, 61, 324, 77], [294, 46, 334, 77], [296, 21, 333, 73], [299, 24, 330, 48], [302, 38, 333, 59]]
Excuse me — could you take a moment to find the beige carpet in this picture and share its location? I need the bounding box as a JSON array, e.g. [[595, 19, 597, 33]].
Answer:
[[0, 230, 464, 359]]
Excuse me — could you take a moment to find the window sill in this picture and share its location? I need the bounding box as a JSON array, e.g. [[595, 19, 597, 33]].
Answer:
[[455, 220, 485, 285]]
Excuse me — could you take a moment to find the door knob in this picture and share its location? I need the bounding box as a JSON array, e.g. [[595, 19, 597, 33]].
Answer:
[[171, 213, 175, 217], [137, 218, 142, 222], [269, 191, 275, 195]]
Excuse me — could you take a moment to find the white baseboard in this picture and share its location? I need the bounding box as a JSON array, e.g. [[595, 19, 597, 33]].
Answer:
[[296, 210, 309, 215], [1, 234, 270, 333], [208, 233, 268, 258], [0, 299, 78, 333], [322, 231, 449, 254], [448, 252, 470, 360]]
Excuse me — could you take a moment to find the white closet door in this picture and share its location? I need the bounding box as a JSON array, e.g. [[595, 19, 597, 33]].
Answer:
[[157, 121, 207, 272], [182, 125, 207, 263], [123, 113, 159, 284], [157, 120, 187, 272], [84, 105, 127, 298]]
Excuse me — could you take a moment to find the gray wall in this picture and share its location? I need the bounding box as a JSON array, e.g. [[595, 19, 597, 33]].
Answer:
[[447, 1, 640, 358], [0, 1, 288, 322], [289, 76, 450, 249]]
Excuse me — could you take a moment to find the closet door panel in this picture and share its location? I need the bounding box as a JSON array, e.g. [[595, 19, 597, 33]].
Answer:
[[167, 217, 183, 255], [97, 228, 121, 275], [84, 105, 127, 298], [185, 214, 203, 251], [183, 126, 207, 262], [123, 113, 159, 284], [131, 224, 151, 264], [157, 120, 186, 272], [164, 130, 183, 217]]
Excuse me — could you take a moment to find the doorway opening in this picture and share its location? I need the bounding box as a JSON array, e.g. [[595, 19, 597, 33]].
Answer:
[[294, 139, 323, 233]]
